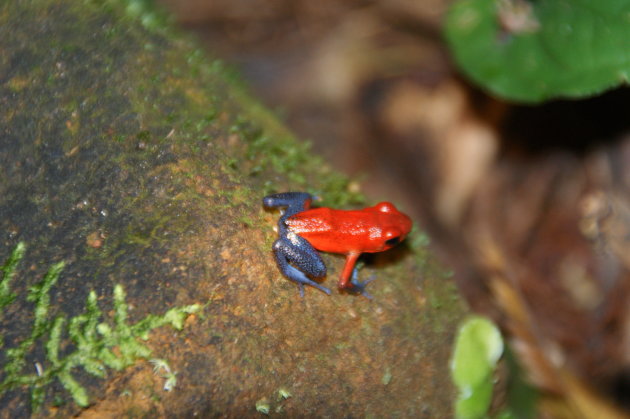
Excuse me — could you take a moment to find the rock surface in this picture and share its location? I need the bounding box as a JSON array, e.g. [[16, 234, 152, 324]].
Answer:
[[0, 1, 465, 416]]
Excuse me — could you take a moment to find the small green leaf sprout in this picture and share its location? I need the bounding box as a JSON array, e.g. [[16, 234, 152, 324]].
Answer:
[[255, 397, 270, 415], [151, 359, 178, 391]]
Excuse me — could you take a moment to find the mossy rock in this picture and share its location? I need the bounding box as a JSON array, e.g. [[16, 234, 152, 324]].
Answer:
[[0, 0, 467, 416]]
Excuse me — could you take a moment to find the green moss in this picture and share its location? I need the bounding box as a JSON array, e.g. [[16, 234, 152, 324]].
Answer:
[[0, 241, 23, 311], [0, 243, 200, 410], [86, 0, 365, 216]]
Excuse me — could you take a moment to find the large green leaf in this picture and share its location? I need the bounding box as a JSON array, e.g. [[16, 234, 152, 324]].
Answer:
[[445, 0, 630, 103], [450, 316, 503, 419]]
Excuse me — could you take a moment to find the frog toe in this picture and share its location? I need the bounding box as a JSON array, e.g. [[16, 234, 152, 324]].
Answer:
[[349, 275, 376, 299]]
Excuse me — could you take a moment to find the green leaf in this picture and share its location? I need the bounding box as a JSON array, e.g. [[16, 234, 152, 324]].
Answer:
[[454, 376, 493, 419], [451, 316, 503, 388], [450, 316, 503, 419], [445, 0, 630, 103]]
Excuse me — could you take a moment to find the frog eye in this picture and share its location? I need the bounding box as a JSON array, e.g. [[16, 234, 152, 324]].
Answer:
[[383, 228, 403, 247], [375, 202, 397, 213], [385, 236, 401, 246]]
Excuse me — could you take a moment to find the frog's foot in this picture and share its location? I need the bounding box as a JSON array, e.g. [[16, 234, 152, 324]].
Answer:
[[348, 277, 376, 299], [346, 269, 376, 299]]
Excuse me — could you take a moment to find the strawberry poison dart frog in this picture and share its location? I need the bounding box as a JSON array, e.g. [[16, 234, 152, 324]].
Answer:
[[263, 192, 412, 297]]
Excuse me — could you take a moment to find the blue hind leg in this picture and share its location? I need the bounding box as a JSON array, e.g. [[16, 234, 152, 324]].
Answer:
[[272, 238, 330, 297]]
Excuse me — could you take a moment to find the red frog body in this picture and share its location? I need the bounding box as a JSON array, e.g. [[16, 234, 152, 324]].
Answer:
[[263, 192, 412, 297]]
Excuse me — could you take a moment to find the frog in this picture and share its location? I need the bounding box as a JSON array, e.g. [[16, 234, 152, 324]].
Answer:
[[263, 192, 412, 298]]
